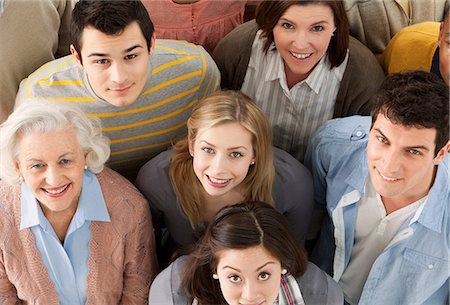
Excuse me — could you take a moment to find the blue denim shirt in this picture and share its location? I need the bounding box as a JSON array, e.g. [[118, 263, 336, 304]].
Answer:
[[304, 116, 450, 305]]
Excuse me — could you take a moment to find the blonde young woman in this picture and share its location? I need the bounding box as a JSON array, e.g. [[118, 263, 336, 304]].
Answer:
[[135, 90, 314, 264]]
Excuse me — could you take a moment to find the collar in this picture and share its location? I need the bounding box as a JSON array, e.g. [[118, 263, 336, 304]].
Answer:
[[413, 153, 449, 233], [20, 170, 110, 230], [430, 47, 442, 80]]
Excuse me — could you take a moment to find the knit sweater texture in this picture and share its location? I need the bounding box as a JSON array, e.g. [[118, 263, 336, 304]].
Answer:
[[0, 167, 158, 305]]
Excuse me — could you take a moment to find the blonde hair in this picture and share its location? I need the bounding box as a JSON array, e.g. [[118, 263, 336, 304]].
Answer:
[[0, 102, 110, 184], [169, 91, 275, 226]]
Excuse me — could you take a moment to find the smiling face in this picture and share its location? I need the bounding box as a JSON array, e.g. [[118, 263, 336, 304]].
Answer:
[[273, 4, 335, 85], [215, 245, 282, 305], [71, 21, 154, 107], [367, 113, 446, 210], [189, 121, 255, 199], [15, 129, 86, 216]]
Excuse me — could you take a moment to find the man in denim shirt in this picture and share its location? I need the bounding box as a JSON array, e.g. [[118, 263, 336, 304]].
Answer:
[[305, 71, 450, 305]]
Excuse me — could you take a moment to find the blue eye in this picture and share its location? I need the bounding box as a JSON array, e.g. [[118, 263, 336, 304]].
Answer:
[[202, 147, 214, 154], [377, 136, 388, 144], [31, 163, 44, 170], [230, 152, 242, 158], [59, 159, 71, 165]]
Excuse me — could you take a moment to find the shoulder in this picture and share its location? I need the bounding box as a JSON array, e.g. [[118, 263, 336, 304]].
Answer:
[[22, 55, 79, 84], [135, 150, 174, 204], [0, 181, 20, 226], [137, 150, 171, 181], [212, 20, 258, 60], [97, 167, 150, 217], [310, 116, 371, 147], [273, 147, 312, 182], [149, 255, 190, 305], [154, 39, 213, 61], [347, 37, 383, 74], [296, 262, 343, 305]]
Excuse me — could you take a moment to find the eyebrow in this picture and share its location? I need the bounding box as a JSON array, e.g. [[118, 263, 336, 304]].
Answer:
[[199, 140, 249, 151], [221, 261, 276, 272], [373, 128, 431, 151], [87, 44, 143, 58]]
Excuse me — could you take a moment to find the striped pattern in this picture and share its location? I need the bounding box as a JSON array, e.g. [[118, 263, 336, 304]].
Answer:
[[241, 31, 348, 161], [16, 39, 220, 177]]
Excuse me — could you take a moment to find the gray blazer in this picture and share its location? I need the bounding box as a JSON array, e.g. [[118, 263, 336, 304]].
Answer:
[[149, 255, 344, 305]]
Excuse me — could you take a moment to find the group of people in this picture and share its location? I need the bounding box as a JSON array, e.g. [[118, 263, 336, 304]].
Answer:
[[0, 1, 449, 305]]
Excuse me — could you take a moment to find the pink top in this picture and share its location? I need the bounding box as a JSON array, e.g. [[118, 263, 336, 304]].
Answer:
[[142, 0, 246, 53]]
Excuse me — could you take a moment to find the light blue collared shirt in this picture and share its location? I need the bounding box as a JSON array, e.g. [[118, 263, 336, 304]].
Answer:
[[20, 170, 110, 305], [305, 116, 450, 305]]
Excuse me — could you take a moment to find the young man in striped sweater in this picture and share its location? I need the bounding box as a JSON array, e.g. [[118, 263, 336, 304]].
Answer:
[[16, 0, 220, 180]]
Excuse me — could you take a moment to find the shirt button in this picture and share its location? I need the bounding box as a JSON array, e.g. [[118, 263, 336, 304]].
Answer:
[[356, 130, 363, 137], [427, 264, 434, 269]]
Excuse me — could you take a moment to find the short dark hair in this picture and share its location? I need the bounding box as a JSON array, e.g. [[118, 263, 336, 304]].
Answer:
[[371, 71, 449, 155], [71, 0, 154, 55], [182, 201, 308, 305], [255, 0, 349, 68]]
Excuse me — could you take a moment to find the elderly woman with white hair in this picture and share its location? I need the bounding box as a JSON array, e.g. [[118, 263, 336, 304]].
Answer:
[[0, 102, 158, 305]]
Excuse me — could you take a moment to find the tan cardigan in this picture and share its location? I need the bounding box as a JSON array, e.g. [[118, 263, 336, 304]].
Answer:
[[0, 167, 158, 305]]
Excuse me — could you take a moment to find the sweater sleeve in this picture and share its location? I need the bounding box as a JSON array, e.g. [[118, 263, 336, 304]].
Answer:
[[119, 193, 158, 305], [0, 251, 22, 305], [333, 37, 385, 118], [212, 20, 258, 90], [272, 147, 314, 243]]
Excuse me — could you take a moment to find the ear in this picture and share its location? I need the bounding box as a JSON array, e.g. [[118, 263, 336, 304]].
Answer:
[[149, 33, 156, 57], [70, 44, 84, 69], [433, 140, 450, 165], [188, 138, 195, 157]]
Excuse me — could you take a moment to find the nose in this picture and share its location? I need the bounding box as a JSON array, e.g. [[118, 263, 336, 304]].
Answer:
[[292, 30, 310, 50], [382, 148, 401, 174], [45, 166, 62, 186], [240, 281, 260, 303], [110, 62, 127, 84], [210, 154, 227, 175]]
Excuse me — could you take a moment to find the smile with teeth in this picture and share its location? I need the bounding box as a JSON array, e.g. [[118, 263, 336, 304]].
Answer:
[[43, 184, 69, 195], [290, 51, 312, 59], [378, 170, 399, 182], [207, 175, 230, 184]]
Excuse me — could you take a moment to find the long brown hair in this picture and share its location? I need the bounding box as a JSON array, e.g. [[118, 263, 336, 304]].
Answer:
[[256, 0, 349, 68], [169, 91, 275, 226], [182, 201, 308, 305]]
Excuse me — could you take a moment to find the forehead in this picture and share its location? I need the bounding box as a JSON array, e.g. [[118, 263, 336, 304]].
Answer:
[[215, 246, 279, 268], [79, 21, 145, 53], [17, 129, 81, 158], [281, 3, 334, 22], [196, 122, 253, 143]]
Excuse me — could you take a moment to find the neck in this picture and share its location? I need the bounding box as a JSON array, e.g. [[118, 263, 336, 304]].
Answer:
[[200, 187, 245, 222], [40, 203, 78, 243]]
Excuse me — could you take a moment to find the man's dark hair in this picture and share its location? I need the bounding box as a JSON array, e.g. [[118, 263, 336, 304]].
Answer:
[[71, 0, 154, 58], [371, 71, 449, 155]]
